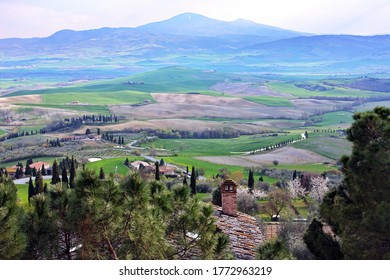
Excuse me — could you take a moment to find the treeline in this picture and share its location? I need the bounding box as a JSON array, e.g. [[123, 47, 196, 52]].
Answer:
[[128, 128, 241, 139], [0, 130, 40, 142], [101, 131, 125, 145], [0, 169, 232, 260]]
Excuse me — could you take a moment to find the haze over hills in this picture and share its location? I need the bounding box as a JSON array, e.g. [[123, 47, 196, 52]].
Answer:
[[0, 12, 389, 77]]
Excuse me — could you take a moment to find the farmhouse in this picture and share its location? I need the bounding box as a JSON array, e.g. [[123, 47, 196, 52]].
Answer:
[[29, 161, 52, 175], [129, 160, 150, 170], [5, 166, 19, 178], [214, 179, 265, 260]]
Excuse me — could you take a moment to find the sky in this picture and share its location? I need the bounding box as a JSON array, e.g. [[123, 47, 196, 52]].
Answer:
[[0, 0, 389, 39]]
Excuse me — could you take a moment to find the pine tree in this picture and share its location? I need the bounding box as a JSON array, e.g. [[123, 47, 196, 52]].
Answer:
[[61, 166, 68, 186], [248, 169, 254, 192], [155, 161, 160, 181], [160, 158, 165, 166], [307, 107, 390, 259], [51, 160, 60, 185], [99, 167, 105, 180], [28, 176, 35, 202], [0, 176, 26, 259], [24, 194, 58, 259], [190, 166, 196, 196], [69, 156, 76, 189]]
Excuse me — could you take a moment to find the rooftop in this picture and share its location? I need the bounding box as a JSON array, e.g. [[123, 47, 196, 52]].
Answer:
[[213, 205, 265, 260]]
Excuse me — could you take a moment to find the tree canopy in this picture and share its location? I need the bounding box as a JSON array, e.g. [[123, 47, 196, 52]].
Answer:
[[309, 107, 390, 259]]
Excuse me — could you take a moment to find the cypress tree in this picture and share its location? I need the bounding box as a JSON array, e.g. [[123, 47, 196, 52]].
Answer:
[[124, 158, 129, 166], [69, 156, 75, 189], [61, 166, 68, 186], [28, 176, 35, 202], [183, 176, 188, 186], [51, 160, 60, 185], [155, 161, 160, 181], [32, 167, 37, 177], [35, 170, 43, 194], [248, 169, 254, 192], [25, 164, 31, 176], [41, 164, 46, 176], [293, 170, 297, 180], [99, 167, 105, 180], [190, 166, 196, 196]]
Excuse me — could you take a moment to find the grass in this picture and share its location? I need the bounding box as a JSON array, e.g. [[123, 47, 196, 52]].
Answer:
[[314, 111, 353, 127], [0, 156, 59, 167], [144, 133, 303, 157], [86, 157, 143, 176], [243, 96, 293, 107], [276, 163, 337, 173], [196, 192, 212, 202], [258, 198, 309, 221], [0, 129, 6, 136], [42, 90, 154, 105], [17, 103, 111, 114], [292, 133, 352, 160], [162, 156, 244, 177], [16, 184, 29, 206], [267, 81, 386, 98]]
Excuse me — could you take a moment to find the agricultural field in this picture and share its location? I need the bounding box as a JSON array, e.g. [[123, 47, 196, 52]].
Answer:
[[144, 133, 303, 157], [1, 66, 387, 183], [291, 133, 352, 161], [267, 81, 388, 98], [86, 157, 143, 176]]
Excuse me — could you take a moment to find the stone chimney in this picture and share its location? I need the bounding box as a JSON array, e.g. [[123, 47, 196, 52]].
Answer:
[[221, 179, 238, 216]]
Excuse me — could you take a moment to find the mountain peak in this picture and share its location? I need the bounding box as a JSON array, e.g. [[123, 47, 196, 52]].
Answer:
[[136, 12, 307, 37]]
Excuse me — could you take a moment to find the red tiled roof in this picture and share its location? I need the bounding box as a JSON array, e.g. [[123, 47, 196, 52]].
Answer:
[[213, 206, 265, 260], [29, 162, 50, 169]]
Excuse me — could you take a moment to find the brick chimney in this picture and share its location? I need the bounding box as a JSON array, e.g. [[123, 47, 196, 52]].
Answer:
[[221, 179, 238, 216]]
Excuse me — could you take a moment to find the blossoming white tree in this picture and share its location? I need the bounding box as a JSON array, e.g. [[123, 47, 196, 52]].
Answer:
[[309, 176, 329, 202], [287, 178, 308, 199]]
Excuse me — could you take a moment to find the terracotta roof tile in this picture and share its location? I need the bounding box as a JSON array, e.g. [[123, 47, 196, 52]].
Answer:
[[213, 206, 265, 260]]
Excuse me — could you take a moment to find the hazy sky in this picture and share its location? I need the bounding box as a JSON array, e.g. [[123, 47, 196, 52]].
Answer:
[[1, 0, 389, 38]]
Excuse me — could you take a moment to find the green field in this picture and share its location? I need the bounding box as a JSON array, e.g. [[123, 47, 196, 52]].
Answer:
[[276, 163, 336, 173], [144, 133, 303, 157], [16, 184, 28, 205], [18, 103, 111, 114], [0, 156, 59, 167], [292, 133, 352, 160], [243, 96, 293, 107], [86, 157, 143, 176], [42, 90, 154, 105], [267, 81, 386, 98], [313, 111, 353, 127]]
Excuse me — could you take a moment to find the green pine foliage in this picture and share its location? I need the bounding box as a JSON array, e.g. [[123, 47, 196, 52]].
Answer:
[[256, 238, 294, 260], [0, 176, 26, 259], [23, 194, 59, 259], [314, 107, 390, 259], [303, 218, 343, 259]]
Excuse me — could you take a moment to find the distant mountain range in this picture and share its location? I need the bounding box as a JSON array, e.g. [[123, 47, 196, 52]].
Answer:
[[0, 13, 389, 75]]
